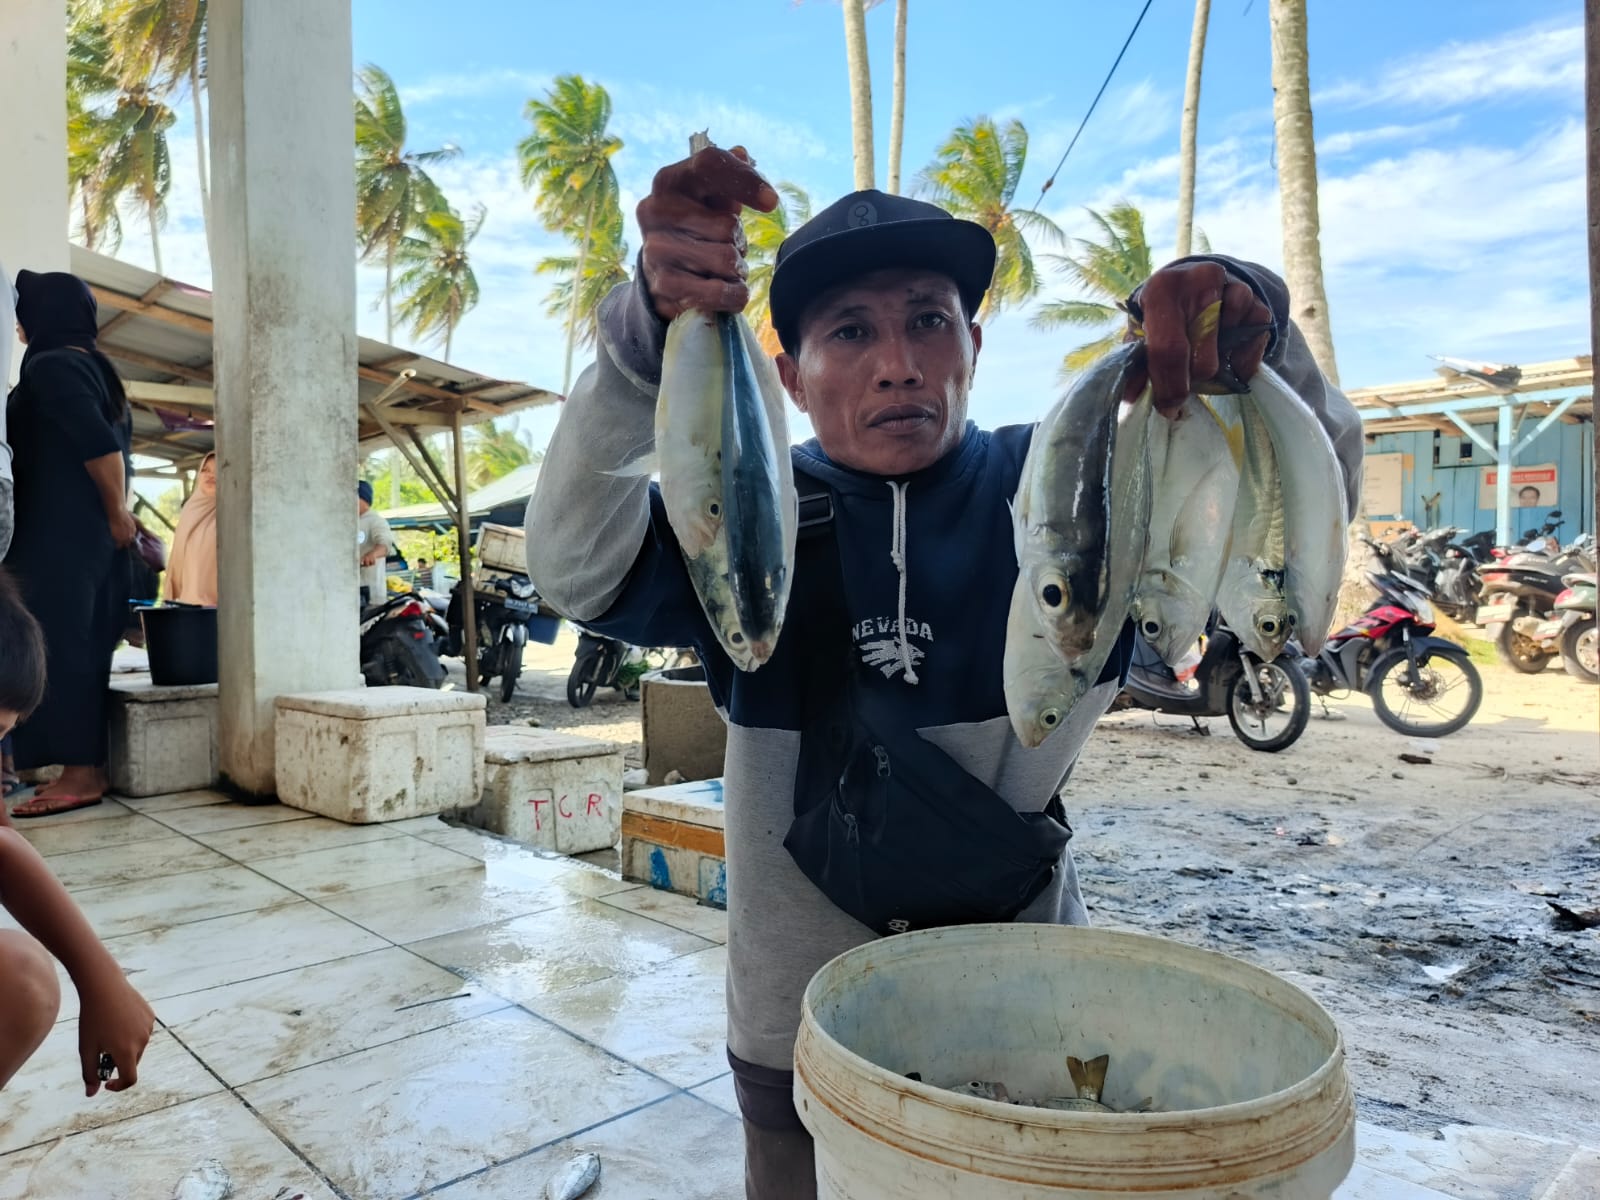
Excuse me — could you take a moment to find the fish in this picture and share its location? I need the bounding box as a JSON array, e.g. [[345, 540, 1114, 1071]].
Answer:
[[948, 1080, 1013, 1103], [1215, 393, 1294, 661], [1242, 364, 1349, 656], [1131, 398, 1241, 664], [656, 308, 797, 671], [544, 1151, 602, 1200], [1006, 379, 1154, 747], [653, 309, 731, 559], [1012, 345, 1144, 662], [171, 1160, 232, 1200]]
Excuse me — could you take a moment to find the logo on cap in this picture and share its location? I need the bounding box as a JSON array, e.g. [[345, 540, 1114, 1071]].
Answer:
[[847, 201, 878, 228]]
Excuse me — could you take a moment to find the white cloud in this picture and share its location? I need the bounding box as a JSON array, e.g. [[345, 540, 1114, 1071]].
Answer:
[[1316, 116, 1463, 158], [1315, 21, 1582, 110], [399, 68, 550, 107], [608, 83, 830, 169]]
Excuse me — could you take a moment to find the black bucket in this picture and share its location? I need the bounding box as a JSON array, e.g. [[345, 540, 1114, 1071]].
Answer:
[[139, 604, 219, 687]]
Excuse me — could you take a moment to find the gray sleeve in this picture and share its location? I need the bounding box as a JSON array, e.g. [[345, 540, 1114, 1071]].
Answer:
[[1126, 255, 1365, 520], [525, 276, 667, 620]]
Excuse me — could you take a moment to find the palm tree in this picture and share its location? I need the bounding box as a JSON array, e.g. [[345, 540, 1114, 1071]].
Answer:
[[917, 117, 1061, 319], [886, 0, 907, 194], [467, 420, 541, 488], [842, 0, 875, 189], [1175, 0, 1211, 258], [83, 88, 177, 272], [1268, 0, 1339, 383], [536, 203, 630, 353], [97, 0, 210, 252], [1031, 202, 1152, 379], [67, 17, 126, 251], [355, 63, 461, 342], [742, 183, 813, 355], [394, 204, 484, 363], [519, 74, 623, 396]]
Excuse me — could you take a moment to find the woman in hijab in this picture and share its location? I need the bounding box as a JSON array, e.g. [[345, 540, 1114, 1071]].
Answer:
[[166, 453, 218, 605], [3, 270, 134, 818]]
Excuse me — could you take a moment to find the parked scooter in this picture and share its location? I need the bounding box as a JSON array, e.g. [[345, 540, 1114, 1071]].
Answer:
[[566, 630, 698, 709], [445, 571, 552, 702], [1533, 572, 1597, 684], [1119, 618, 1310, 752], [360, 592, 447, 689], [1478, 532, 1597, 674], [1295, 546, 1484, 736]]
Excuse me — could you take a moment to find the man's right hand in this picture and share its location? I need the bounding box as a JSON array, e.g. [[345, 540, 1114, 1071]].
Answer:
[[637, 144, 779, 323], [108, 507, 136, 550]]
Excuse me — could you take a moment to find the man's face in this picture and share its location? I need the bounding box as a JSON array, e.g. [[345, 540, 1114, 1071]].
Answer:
[[0, 708, 18, 740], [776, 267, 981, 476], [358, 498, 370, 515]]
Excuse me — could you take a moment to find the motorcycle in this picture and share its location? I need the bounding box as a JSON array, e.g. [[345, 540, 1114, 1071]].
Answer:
[[1477, 531, 1597, 674], [360, 592, 448, 689], [566, 630, 698, 709], [1295, 547, 1484, 737], [1118, 618, 1310, 752], [1532, 572, 1597, 685], [444, 571, 551, 702]]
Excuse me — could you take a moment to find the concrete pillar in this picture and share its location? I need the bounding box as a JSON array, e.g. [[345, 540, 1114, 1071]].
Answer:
[[209, 0, 358, 797], [0, 0, 69, 385]]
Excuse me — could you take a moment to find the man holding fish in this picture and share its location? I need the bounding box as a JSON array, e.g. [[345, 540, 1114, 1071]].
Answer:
[[527, 141, 1363, 1198]]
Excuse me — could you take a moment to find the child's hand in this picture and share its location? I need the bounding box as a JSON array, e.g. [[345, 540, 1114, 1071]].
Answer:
[[75, 972, 155, 1095]]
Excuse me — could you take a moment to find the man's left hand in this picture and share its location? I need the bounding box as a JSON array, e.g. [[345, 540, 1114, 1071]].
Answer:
[[1132, 261, 1272, 415]]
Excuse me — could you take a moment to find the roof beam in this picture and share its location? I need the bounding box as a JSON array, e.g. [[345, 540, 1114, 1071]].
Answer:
[[101, 343, 214, 384], [89, 283, 210, 335], [1514, 394, 1581, 453], [1446, 410, 1500, 463]]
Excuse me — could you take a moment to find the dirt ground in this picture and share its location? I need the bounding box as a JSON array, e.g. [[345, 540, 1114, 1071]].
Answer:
[[480, 628, 1600, 1144]]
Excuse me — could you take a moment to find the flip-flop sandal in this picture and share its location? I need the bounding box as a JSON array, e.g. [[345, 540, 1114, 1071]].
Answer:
[[1, 776, 21, 799], [10, 794, 103, 819]]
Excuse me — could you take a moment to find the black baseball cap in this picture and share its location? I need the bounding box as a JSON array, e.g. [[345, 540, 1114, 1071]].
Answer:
[[768, 189, 996, 354]]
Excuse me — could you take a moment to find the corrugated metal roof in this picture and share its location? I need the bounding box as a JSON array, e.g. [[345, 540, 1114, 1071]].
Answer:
[[69, 245, 562, 475], [1346, 356, 1594, 434]]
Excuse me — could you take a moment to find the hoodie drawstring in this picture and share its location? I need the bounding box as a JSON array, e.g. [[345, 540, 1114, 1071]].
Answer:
[[886, 480, 920, 685]]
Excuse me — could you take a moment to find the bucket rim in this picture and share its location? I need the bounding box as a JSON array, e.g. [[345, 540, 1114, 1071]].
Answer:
[[795, 924, 1354, 1183]]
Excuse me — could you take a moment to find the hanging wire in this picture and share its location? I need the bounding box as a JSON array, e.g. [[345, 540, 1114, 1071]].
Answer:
[[1031, 0, 1157, 211]]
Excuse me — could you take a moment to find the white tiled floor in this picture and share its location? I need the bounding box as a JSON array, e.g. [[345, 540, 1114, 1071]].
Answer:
[[0, 790, 1593, 1199]]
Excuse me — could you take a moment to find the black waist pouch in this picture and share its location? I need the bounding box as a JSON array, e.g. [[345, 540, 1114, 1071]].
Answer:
[[784, 679, 1072, 936]]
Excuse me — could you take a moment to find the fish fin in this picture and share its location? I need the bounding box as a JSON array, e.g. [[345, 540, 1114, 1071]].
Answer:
[[604, 452, 658, 479]]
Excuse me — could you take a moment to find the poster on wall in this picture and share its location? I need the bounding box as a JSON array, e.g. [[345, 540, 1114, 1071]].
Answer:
[[1361, 452, 1406, 517], [1479, 463, 1558, 509]]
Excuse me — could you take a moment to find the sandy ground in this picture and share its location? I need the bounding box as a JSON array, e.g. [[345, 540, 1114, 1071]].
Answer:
[[475, 628, 1600, 1143]]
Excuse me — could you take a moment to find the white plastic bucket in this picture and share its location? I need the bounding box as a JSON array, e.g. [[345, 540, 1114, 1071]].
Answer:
[[794, 924, 1354, 1199]]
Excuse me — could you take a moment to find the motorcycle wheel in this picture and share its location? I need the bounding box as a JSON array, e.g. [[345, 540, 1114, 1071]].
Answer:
[[1560, 619, 1599, 684], [1494, 612, 1553, 674], [1226, 657, 1310, 752], [498, 641, 523, 703], [567, 650, 603, 709], [1368, 645, 1483, 737]]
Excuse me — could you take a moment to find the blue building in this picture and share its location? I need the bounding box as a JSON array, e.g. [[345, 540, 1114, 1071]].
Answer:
[[1347, 357, 1594, 544]]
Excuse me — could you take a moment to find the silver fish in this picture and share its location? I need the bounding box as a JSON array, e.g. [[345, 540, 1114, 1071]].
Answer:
[[1007, 383, 1154, 747], [657, 307, 798, 671], [1243, 365, 1349, 656], [1012, 346, 1143, 662], [1131, 398, 1240, 664], [544, 1151, 602, 1200], [1215, 393, 1293, 660]]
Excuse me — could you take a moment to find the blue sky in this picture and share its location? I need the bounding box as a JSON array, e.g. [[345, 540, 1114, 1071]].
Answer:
[[138, 0, 1586, 453]]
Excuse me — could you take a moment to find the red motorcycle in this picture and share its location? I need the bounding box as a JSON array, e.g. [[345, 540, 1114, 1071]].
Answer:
[[1294, 545, 1484, 736]]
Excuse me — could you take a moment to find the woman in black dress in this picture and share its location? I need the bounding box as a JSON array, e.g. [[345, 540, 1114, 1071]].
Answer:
[[3, 270, 134, 817]]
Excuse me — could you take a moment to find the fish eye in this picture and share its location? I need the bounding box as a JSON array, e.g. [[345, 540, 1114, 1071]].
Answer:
[[730, 631, 745, 645], [706, 500, 721, 518], [1259, 616, 1279, 636], [1141, 619, 1161, 638], [1040, 574, 1068, 611], [1040, 709, 1061, 729]]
